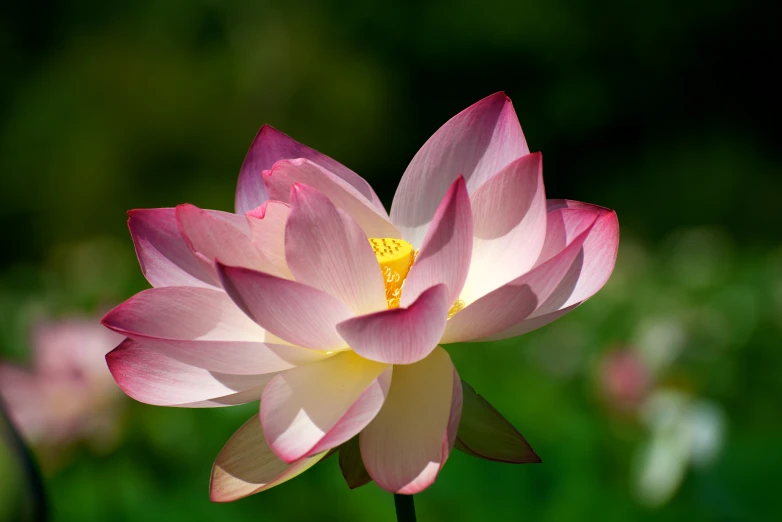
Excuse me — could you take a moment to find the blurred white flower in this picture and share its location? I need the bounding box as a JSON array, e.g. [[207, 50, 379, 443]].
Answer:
[[633, 389, 725, 508]]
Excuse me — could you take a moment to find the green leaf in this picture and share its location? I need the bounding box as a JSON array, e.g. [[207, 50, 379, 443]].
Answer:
[[455, 380, 541, 464], [338, 436, 372, 489]]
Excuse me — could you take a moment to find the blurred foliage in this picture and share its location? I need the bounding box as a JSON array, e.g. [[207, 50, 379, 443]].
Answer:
[[1, 0, 780, 521]]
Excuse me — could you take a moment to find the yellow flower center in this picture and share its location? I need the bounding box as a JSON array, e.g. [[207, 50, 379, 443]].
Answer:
[[368, 237, 464, 317], [369, 238, 416, 309]]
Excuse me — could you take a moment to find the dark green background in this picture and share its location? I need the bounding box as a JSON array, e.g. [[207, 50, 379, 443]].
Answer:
[[1, 1, 780, 520]]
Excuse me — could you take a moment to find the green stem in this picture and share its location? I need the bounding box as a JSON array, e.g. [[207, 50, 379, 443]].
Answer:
[[0, 396, 48, 521], [394, 493, 417, 522]]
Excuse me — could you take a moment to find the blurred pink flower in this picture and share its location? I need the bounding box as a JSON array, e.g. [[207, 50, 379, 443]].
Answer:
[[599, 349, 652, 412], [103, 92, 619, 499], [0, 318, 124, 448]]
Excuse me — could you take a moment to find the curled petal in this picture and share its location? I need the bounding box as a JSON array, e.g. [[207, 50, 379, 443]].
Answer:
[[336, 284, 449, 365], [210, 414, 327, 502]]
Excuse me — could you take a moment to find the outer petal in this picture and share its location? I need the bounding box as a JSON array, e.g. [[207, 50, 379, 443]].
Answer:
[[265, 159, 397, 239], [217, 263, 352, 350], [460, 153, 547, 305], [210, 414, 327, 502], [400, 177, 473, 308], [236, 125, 385, 215], [391, 92, 529, 247], [476, 202, 618, 341], [260, 351, 391, 463], [336, 285, 449, 365], [441, 213, 595, 343], [360, 346, 462, 494], [128, 208, 216, 288], [106, 339, 271, 407], [247, 201, 293, 279], [102, 287, 266, 343], [286, 183, 387, 314], [176, 204, 265, 279], [541, 200, 620, 310], [455, 381, 540, 464]]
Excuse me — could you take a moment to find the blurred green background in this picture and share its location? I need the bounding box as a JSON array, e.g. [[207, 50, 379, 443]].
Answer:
[[1, 0, 780, 520]]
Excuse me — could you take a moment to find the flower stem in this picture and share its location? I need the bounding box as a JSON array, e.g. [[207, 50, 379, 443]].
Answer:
[[394, 493, 417, 522], [0, 395, 48, 521]]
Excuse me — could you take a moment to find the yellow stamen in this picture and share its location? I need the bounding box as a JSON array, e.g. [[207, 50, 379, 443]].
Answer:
[[448, 299, 465, 319], [369, 238, 416, 309]]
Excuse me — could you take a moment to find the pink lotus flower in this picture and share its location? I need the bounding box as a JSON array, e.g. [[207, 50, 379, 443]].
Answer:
[[103, 93, 619, 500], [0, 318, 125, 449]]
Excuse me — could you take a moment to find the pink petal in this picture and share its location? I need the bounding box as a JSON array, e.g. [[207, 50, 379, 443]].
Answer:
[[441, 213, 596, 343], [247, 201, 293, 279], [264, 158, 397, 239], [106, 339, 271, 407], [460, 153, 548, 304], [391, 92, 529, 247], [360, 346, 462, 494], [102, 286, 266, 342], [478, 304, 579, 342], [286, 183, 388, 314], [216, 263, 353, 350], [542, 200, 620, 309], [176, 204, 265, 279], [400, 177, 473, 308], [210, 414, 327, 502], [336, 285, 449, 364], [455, 381, 540, 464], [236, 125, 385, 215], [475, 202, 618, 342], [128, 208, 216, 288], [260, 351, 391, 463]]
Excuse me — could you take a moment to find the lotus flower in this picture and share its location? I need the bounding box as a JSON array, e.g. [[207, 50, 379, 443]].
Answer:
[[102, 92, 619, 500]]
